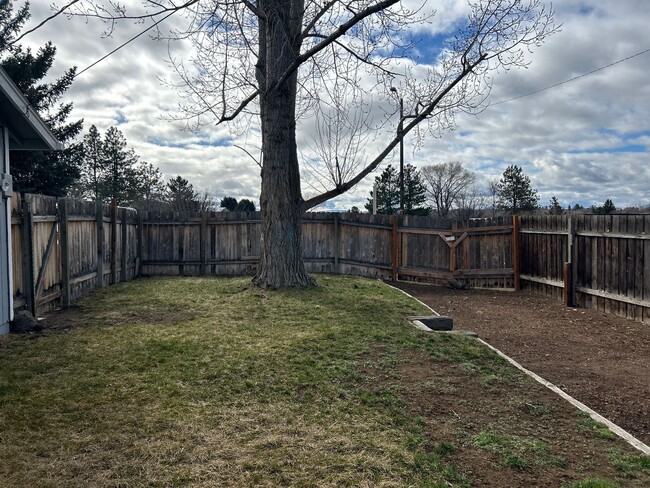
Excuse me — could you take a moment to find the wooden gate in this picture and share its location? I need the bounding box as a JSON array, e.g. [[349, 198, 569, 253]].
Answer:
[[16, 194, 61, 315]]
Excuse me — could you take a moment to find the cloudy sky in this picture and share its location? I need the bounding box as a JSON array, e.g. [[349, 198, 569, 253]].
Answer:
[[19, 0, 650, 211]]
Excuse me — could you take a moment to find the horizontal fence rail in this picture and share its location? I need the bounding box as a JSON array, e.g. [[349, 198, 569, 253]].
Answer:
[[520, 214, 650, 323], [9, 193, 649, 324], [11, 194, 137, 317], [139, 211, 515, 288]]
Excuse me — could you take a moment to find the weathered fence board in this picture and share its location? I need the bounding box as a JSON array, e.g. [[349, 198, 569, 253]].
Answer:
[[520, 213, 650, 323], [138, 212, 512, 287], [11, 194, 138, 317], [11, 193, 649, 324]]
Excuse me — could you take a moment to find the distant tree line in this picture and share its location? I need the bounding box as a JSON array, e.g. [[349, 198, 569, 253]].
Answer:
[[219, 197, 256, 212], [0, 1, 254, 215], [363, 162, 542, 222]]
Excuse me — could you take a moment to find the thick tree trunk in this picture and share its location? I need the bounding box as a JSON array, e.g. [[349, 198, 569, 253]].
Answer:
[[252, 0, 314, 288]]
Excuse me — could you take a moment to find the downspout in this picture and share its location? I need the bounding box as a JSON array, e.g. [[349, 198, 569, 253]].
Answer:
[[2, 127, 13, 326]]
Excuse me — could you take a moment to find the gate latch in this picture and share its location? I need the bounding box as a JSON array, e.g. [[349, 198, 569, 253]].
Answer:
[[0, 173, 13, 197]]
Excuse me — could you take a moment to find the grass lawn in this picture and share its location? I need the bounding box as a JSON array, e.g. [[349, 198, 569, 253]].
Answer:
[[0, 275, 648, 487]]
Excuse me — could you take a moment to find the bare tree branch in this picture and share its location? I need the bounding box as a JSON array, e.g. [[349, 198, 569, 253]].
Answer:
[[10, 0, 82, 45]]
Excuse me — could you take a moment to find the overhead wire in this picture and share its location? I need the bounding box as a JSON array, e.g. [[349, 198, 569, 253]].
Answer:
[[490, 47, 650, 107], [74, 10, 177, 79]]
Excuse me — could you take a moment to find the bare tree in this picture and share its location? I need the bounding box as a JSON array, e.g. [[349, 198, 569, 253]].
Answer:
[[68, 0, 558, 288], [455, 184, 488, 226], [301, 78, 371, 197], [421, 162, 476, 218], [488, 178, 500, 218]]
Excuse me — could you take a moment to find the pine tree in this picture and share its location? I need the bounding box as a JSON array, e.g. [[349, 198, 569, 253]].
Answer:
[[220, 196, 238, 211], [365, 164, 428, 215], [131, 161, 166, 212], [79, 125, 105, 201], [497, 165, 539, 215], [101, 127, 139, 203], [549, 196, 563, 215], [593, 199, 616, 215], [365, 165, 399, 214], [402, 164, 428, 216], [1, 2, 83, 196], [166, 176, 200, 212], [235, 199, 256, 212]]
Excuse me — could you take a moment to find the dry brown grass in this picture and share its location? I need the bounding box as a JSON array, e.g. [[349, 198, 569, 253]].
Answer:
[[0, 276, 647, 487]]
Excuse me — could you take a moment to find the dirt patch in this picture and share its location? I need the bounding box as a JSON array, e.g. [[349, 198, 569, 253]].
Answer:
[[40, 304, 195, 331], [393, 282, 650, 446]]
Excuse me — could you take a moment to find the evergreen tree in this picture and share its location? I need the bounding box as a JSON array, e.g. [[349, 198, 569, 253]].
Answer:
[[102, 126, 139, 203], [235, 199, 256, 212], [220, 196, 238, 211], [592, 199, 616, 215], [1, 2, 83, 196], [402, 164, 428, 216], [166, 176, 200, 212], [549, 196, 563, 215], [364, 165, 399, 214], [365, 164, 428, 215], [79, 124, 105, 201], [131, 161, 166, 212], [497, 165, 539, 214]]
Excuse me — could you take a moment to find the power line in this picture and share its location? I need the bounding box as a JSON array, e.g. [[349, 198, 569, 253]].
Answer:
[[75, 11, 176, 79], [490, 47, 650, 107]]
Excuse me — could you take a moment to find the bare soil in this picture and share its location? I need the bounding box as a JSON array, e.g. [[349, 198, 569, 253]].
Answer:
[[393, 282, 650, 446]]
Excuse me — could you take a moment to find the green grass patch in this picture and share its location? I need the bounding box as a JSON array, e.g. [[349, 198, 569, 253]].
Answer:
[[0, 276, 463, 487], [0, 275, 646, 487], [578, 413, 617, 441], [564, 478, 618, 488], [610, 448, 650, 478], [472, 430, 567, 471]]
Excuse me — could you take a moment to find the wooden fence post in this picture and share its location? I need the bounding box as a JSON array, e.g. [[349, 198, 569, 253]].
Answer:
[[449, 241, 457, 273], [120, 207, 127, 282], [333, 213, 340, 273], [110, 198, 117, 285], [136, 211, 143, 277], [200, 212, 207, 276], [178, 213, 186, 276], [58, 198, 70, 308], [512, 215, 521, 291], [21, 197, 35, 315], [96, 201, 104, 288], [391, 215, 398, 282], [565, 216, 576, 307]]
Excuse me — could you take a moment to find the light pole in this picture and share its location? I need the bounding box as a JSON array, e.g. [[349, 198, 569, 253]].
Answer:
[[390, 87, 404, 214]]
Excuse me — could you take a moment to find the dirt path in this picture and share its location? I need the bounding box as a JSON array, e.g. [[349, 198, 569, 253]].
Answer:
[[393, 282, 650, 446]]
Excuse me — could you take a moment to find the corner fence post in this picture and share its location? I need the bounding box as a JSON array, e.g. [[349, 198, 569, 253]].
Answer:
[[512, 214, 521, 291]]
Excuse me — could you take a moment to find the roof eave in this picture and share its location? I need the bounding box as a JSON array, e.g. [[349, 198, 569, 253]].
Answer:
[[0, 68, 64, 151]]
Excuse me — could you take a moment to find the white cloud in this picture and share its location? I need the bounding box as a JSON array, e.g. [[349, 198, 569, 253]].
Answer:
[[17, 0, 650, 210]]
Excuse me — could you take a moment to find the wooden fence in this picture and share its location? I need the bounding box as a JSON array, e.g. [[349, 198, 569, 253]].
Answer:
[[11, 193, 138, 317], [520, 214, 650, 323], [9, 194, 649, 325], [139, 211, 515, 288]]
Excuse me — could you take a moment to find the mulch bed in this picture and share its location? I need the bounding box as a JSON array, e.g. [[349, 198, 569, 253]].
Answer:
[[393, 281, 650, 446]]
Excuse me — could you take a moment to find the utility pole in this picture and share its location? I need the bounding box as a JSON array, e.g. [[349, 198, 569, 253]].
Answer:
[[391, 87, 405, 214]]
